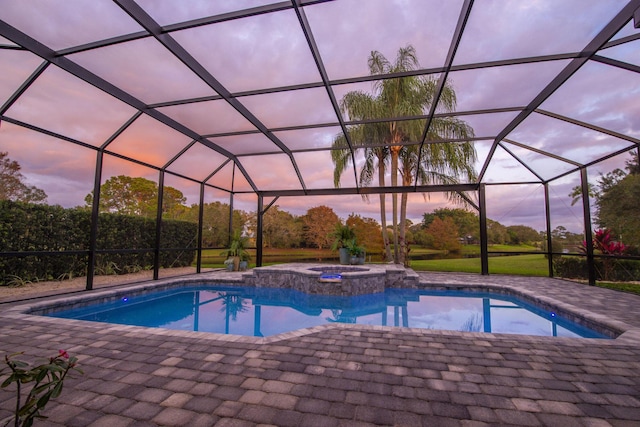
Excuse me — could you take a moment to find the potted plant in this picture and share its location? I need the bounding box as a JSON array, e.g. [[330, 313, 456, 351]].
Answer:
[[345, 238, 366, 265], [220, 231, 250, 271], [331, 224, 356, 265], [239, 251, 251, 271], [223, 258, 235, 272]]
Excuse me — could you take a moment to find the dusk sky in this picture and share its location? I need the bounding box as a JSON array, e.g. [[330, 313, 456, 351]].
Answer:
[[1, 0, 639, 233]]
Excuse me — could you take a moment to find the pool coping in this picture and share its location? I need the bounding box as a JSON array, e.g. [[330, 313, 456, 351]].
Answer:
[[2, 264, 639, 346]]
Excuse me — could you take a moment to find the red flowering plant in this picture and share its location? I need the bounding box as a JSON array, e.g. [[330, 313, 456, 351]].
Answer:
[[580, 228, 627, 255], [1, 350, 83, 427], [580, 228, 627, 281]]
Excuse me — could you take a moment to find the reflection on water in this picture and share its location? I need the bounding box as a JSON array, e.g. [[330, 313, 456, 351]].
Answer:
[[52, 286, 608, 339]]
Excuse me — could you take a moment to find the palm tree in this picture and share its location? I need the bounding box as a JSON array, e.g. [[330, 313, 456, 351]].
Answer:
[[398, 138, 476, 265], [331, 94, 393, 261], [332, 47, 423, 262], [332, 45, 477, 264]]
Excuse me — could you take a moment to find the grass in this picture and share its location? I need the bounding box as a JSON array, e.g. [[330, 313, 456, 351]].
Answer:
[[199, 248, 337, 269], [570, 280, 640, 296], [410, 254, 549, 276], [461, 244, 540, 255]]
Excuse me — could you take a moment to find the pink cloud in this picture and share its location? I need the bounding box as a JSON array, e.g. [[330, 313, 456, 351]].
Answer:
[[6, 66, 136, 146], [1, 0, 636, 236], [0, 0, 142, 51]]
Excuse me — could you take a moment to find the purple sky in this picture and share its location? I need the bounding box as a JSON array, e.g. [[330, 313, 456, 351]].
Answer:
[[1, 0, 639, 233]]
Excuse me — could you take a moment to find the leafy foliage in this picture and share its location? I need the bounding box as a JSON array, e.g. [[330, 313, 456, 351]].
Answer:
[[422, 208, 478, 242], [506, 225, 540, 246], [569, 151, 640, 248], [262, 206, 303, 248], [346, 214, 384, 255], [554, 256, 640, 282], [220, 231, 250, 261], [582, 229, 626, 255], [597, 173, 640, 248], [424, 217, 461, 252], [331, 45, 477, 265], [0, 152, 47, 204], [330, 223, 356, 250], [1, 350, 83, 427], [0, 201, 196, 284], [343, 238, 364, 257], [177, 201, 244, 248], [486, 220, 509, 245], [302, 206, 340, 250], [84, 175, 186, 219]]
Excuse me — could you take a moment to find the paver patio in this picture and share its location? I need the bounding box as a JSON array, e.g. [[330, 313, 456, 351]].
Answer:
[[0, 270, 639, 426]]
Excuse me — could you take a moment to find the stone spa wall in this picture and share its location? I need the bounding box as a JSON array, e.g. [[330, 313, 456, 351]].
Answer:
[[242, 263, 420, 296]]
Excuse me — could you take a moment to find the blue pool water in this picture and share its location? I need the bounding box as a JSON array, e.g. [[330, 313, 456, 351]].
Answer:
[[48, 285, 609, 339]]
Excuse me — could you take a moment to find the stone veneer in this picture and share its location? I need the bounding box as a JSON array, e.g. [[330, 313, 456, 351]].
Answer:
[[241, 263, 420, 296]]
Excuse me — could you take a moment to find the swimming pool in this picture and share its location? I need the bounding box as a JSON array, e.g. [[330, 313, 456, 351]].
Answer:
[[47, 285, 609, 339]]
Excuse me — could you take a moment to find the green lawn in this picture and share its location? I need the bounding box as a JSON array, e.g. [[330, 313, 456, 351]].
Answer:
[[410, 244, 540, 258], [461, 244, 540, 255], [410, 254, 549, 276], [199, 248, 337, 269]]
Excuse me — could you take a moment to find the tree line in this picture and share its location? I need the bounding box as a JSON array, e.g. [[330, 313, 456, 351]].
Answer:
[[2, 149, 637, 257], [569, 151, 639, 251], [82, 176, 552, 254], [0, 152, 584, 256]]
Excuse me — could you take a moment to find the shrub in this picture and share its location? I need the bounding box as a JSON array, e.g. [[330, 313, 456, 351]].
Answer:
[[554, 256, 640, 282], [0, 201, 196, 285]]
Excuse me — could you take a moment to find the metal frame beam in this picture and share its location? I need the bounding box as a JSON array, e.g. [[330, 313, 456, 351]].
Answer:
[[0, 17, 253, 187], [536, 109, 640, 147], [113, 0, 306, 193], [292, 0, 359, 190], [544, 183, 554, 278], [580, 168, 596, 286], [259, 183, 478, 198], [478, 184, 489, 275], [415, 0, 474, 188], [477, 1, 640, 182]]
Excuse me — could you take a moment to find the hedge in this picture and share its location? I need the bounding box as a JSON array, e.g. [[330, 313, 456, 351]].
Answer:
[[0, 201, 197, 285], [553, 255, 640, 282]]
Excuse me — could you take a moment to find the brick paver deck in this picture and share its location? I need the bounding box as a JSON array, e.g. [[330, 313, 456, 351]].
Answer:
[[0, 269, 639, 426]]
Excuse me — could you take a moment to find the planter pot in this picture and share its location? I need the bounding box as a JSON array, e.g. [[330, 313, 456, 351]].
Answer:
[[239, 261, 248, 271], [350, 251, 366, 265], [225, 256, 240, 271], [338, 248, 350, 265]]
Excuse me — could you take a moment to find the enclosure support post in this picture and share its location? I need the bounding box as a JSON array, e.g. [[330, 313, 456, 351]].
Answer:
[[196, 183, 205, 273], [228, 192, 234, 245], [479, 184, 489, 275], [228, 164, 236, 245], [256, 195, 264, 267], [153, 171, 165, 280], [580, 168, 596, 285], [544, 183, 554, 277], [87, 151, 104, 290]]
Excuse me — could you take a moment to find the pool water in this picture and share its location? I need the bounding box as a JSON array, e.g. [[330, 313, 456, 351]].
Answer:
[[48, 285, 608, 339]]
